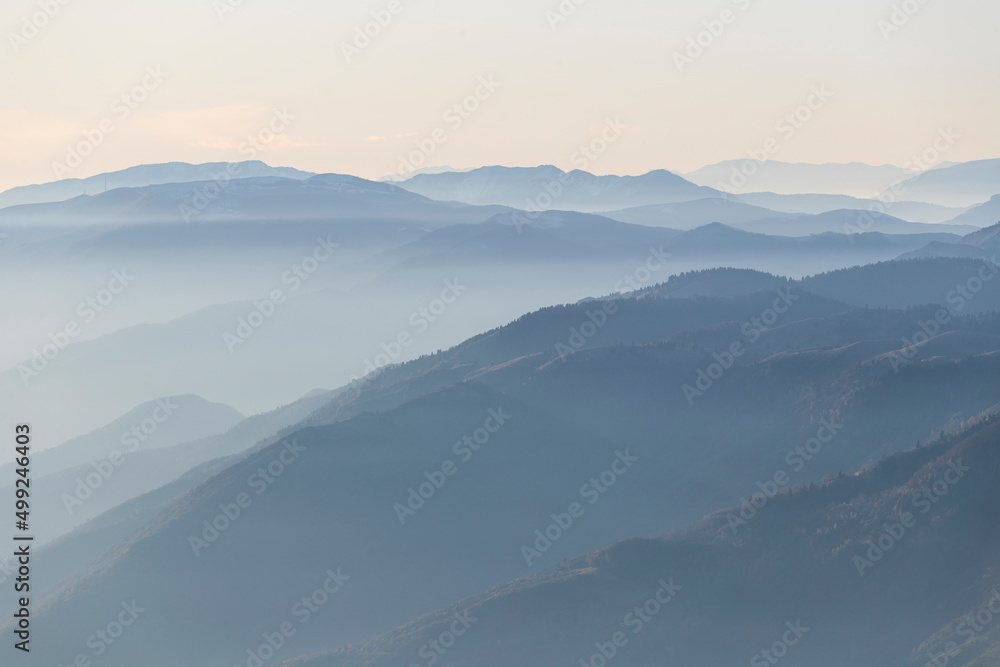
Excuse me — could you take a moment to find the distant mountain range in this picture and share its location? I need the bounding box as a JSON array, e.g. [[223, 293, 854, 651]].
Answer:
[[392, 165, 723, 211], [895, 222, 1000, 261], [683, 160, 915, 197], [378, 165, 475, 182], [600, 197, 795, 228], [945, 194, 1000, 227], [1, 161, 993, 227], [0, 173, 506, 226], [0, 161, 314, 210], [881, 159, 1000, 208], [735, 192, 968, 224], [601, 199, 976, 236]]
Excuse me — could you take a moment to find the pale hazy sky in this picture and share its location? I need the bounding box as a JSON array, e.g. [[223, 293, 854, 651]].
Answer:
[[1, 0, 998, 191]]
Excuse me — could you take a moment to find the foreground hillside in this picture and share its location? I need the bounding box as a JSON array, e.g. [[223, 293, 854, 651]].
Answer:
[[291, 417, 1000, 667]]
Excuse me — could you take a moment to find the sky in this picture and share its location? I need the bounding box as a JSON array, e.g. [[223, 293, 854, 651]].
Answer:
[[1, 0, 998, 192]]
